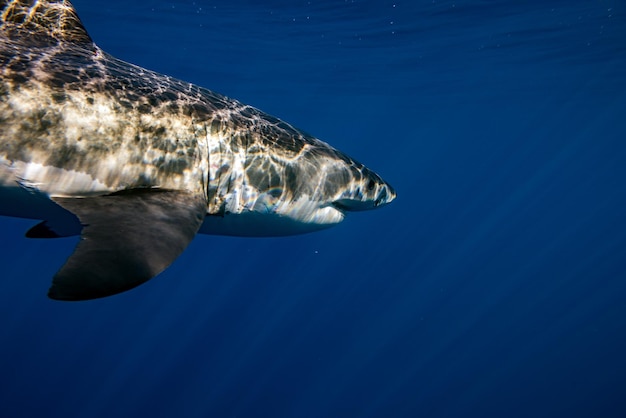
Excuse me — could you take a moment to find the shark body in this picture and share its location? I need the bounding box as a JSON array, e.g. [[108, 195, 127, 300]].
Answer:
[[0, 0, 395, 300]]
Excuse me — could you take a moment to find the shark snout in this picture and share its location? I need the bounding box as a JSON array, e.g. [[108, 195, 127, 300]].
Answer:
[[375, 180, 396, 207], [332, 171, 396, 212]]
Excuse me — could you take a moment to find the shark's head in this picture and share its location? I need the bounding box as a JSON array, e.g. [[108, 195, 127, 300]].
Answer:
[[330, 163, 396, 213], [279, 148, 396, 230], [203, 135, 396, 237]]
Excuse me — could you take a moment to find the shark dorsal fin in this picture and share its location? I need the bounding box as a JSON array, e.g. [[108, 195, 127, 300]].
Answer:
[[1, 0, 92, 44]]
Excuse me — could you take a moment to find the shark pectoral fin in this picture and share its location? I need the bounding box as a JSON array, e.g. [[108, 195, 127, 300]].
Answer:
[[48, 189, 207, 301]]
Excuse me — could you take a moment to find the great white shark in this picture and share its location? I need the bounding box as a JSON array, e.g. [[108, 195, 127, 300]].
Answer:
[[0, 0, 396, 301]]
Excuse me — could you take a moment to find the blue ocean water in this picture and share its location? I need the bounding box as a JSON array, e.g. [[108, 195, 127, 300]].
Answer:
[[1, 0, 626, 417]]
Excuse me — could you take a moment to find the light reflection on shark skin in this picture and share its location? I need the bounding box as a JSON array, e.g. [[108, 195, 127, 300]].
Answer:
[[0, 0, 395, 300]]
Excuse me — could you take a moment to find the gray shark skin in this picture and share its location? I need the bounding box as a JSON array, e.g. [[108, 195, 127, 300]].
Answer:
[[0, 0, 396, 300]]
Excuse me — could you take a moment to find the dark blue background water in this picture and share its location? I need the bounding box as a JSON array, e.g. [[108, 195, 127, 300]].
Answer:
[[2, 1, 626, 417]]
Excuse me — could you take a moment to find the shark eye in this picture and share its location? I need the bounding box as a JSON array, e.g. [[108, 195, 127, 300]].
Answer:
[[367, 179, 376, 191]]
